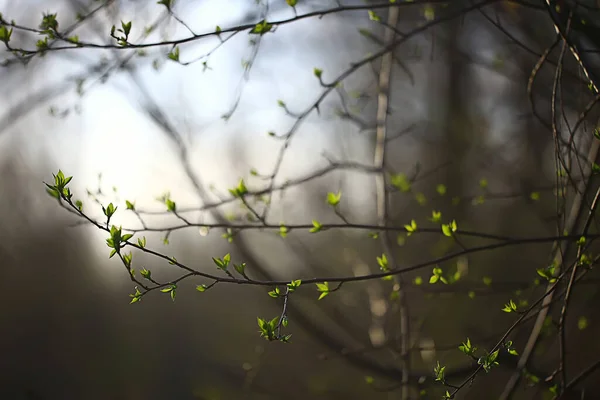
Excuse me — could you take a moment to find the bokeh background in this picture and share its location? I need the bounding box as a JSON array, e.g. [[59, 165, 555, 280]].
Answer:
[[1, 1, 599, 399]]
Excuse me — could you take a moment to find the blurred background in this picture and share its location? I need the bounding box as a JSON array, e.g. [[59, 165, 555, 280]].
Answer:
[[1, 0, 600, 399]]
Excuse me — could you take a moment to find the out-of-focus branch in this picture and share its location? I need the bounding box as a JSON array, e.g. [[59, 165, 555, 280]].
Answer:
[[373, 4, 411, 399]]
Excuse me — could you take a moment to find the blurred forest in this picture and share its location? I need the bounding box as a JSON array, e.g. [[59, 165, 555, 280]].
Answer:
[[1, 0, 600, 399]]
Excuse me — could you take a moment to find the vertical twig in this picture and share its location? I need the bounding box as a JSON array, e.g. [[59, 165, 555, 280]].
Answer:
[[374, 5, 410, 399]]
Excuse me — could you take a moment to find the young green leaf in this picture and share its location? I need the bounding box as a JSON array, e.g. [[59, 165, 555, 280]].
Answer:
[[121, 20, 132, 36], [279, 224, 288, 238], [429, 210, 442, 223], [250, 20, 273, 35], [196, 284, 208, 292], [504, 341, 518, 356], [326, 191, 342, 206], [404, 219, 417, 236], [376, 254, 388, 271], [442, 220, 457, 237], [310, 220, 322, 233], [390, 173, 411, 192], [478, 349, 500, 372], [213, 256, 227, 270], [229, 179, 248, 197], [168, 46, 180, 62], [122, 252, 133, 268], [234, 262, 247, 277], [316, 282, 329, 300], [368, 10, 381, 21], [287, 279, 302, 291], [423, 5, 435, 21], [415, 192, 427, 205], [103, 203, 117, 218], [459, 338, 477, 356], [502, 299, 518, 313], [434, 361, 446, 383], [140, 268, 151, 279], [0, 25, 13, 43]]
